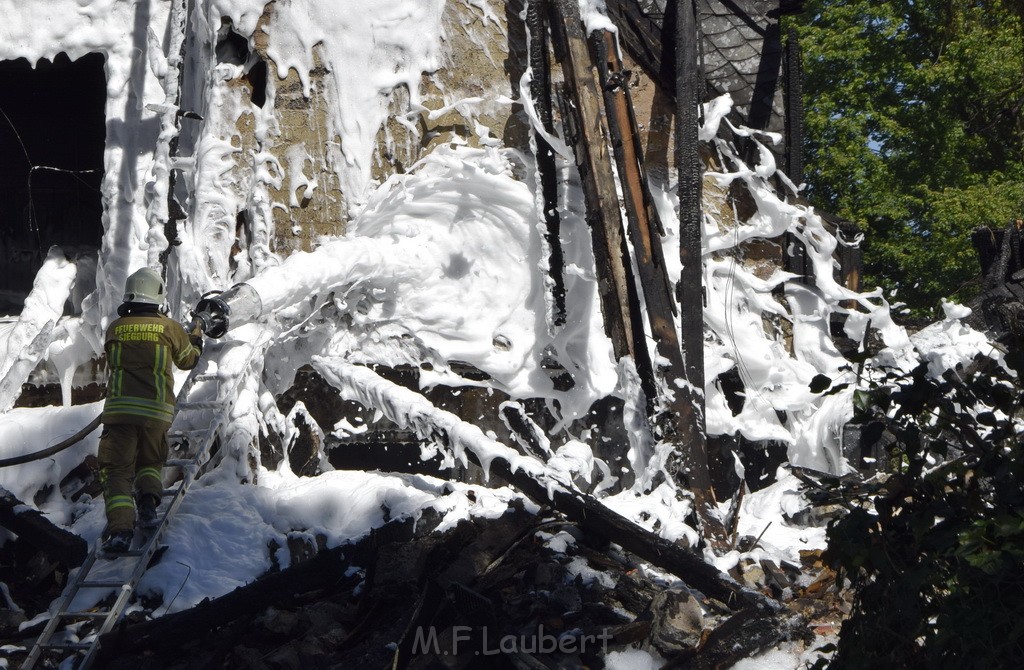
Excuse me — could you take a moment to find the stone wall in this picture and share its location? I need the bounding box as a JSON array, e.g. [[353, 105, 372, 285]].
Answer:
[[227, 0, 538, 255], [225, 0, 785, 278], [252, 7, 344, 255]]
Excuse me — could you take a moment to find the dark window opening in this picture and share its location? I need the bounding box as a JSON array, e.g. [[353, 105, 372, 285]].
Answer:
[[0, 51, 106, 316]]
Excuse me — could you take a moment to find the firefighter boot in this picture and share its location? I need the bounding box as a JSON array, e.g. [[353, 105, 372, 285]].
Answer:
[[137, 494, 160, 529], [102, 530, 133, 554]]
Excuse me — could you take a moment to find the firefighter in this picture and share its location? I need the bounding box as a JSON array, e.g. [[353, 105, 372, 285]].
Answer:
[[99, 268, 203, 553]]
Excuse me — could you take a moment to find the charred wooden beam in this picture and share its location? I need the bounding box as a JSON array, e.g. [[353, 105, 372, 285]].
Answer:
[[662, 604, 790, 669], [670, 0, 726, 549], [549, 0, 632, 358], [499, 401, 551, 462], [675, 0, 706, 405], [591, 29, 728, 548], [0, 487, 87, 567], [549, 0, 657, 401], [527, 0, 568, 327], [477, 448, 761, 609], [782, 26, 809, 282], [591, 31, 674, 309]]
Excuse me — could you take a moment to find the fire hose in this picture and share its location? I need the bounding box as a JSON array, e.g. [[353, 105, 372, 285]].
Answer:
[[0, 415, 102, 468]]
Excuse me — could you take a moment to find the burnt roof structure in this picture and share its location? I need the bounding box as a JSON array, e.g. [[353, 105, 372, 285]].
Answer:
[[606, 0, 805, 172]]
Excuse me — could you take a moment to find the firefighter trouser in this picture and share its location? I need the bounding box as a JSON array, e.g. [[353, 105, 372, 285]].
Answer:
[[97, 423, 169, 533]]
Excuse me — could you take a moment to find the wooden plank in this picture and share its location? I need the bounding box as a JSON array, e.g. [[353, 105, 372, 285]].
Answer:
[[549, 0, 657, 402], [591, 31, 675, 313], [592, 30, 728, 548]]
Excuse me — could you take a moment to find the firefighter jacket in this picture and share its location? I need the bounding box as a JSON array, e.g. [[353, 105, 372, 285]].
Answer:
[[101, 313, 201, 426]]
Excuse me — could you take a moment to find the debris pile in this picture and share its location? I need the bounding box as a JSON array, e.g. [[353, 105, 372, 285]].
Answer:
[[13, 502, 841, 669]]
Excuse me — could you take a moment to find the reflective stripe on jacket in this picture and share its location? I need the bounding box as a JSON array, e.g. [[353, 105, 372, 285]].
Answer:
[[102, 314, 200, 426]]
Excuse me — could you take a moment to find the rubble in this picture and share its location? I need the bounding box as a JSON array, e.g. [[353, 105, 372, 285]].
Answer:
[[0, 501, 840, 669]]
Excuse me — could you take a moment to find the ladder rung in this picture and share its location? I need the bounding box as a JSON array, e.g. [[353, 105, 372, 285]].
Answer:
[[41, 642, 91, 650], [193, 373, 220, 382], [176, 401, 222, 410], [80, 580, 130, 588], [59, 611, 109, 619], [162, 487, 182, 496], [167, 428, 207, 439], [166, 458, 196, 468]]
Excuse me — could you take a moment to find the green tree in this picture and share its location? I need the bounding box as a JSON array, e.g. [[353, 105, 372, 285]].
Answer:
[[789, 0, 1024, 313]]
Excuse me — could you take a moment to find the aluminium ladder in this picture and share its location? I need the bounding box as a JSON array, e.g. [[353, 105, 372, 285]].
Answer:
[[20, 334, 259, 670]]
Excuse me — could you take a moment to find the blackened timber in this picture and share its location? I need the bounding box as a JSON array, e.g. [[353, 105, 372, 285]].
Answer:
[[550, 0, 631, 357], [500, 401, 551, 462], [593, 29, 728, 549], [675, 0, 706, 422], [475, 447, 762, 609], [550, 0, 657, 402], [591, 31, 675, 313], [661, 605, 788, 669], [670, 0, 727, 550], [0, 486, 87, 567], [527, 0, 567, 326], [782, 26, 809, 282]]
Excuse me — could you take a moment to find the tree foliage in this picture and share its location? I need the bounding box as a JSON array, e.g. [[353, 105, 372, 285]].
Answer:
[[789, 0, 1024, 313], [819, 351, 1024, 668]]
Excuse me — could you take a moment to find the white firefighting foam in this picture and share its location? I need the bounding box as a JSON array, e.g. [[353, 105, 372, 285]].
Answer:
[[0, 0, 1001, 641]]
